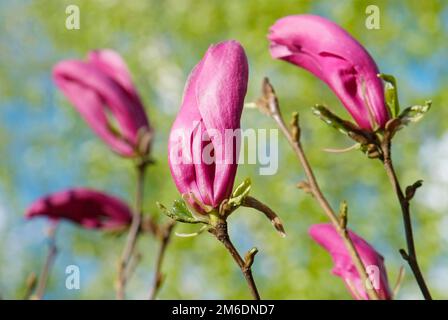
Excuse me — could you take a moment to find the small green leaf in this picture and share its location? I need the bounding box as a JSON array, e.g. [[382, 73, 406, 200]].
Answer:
[[228, 178, 251, 207], [312, 105, 359, 136], [172, 200, 195, 220], [378, 73, 400, 118], [156, 200, 204, 224], [312, 105, 371, 145], [399, 101, 431, 126]]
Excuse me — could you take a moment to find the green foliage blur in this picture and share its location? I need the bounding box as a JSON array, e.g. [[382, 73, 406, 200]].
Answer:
[[1, 0, 447, 299]]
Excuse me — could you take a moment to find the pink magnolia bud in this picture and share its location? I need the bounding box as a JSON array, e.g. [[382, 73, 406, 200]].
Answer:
[[53, 49, 151, 157], [309, 223, 392, 300], [168, 40, 248, 213], [25, 188, 133, 230], [268, 15, 389, 130]]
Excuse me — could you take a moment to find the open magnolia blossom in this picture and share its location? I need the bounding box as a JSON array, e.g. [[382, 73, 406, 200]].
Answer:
[[309, 223, 392, 300], [25, 188, 133, 230], [168, 40, 248, 214], [53, 49, 151, 157], [268, 14, 390, 131]]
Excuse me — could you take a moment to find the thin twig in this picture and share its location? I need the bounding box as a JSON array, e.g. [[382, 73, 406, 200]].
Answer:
[[23, 272, 37, 300], [116, 162, 147, 299], [241, 196, 286, 237], [393, 266, 405, 298], [209, 218, 260, 300], [381, 139, 432, 300], [125, 251, 143, 281], [149, 221, 176, 300], [34, 223, 58, 300], [261, 78, 379, 300]]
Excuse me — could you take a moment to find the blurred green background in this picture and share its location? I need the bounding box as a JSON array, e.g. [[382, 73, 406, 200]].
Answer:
[[1, 0, 447, 299]]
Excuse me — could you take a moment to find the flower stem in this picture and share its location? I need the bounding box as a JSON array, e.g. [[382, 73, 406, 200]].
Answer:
[[34, 223, 58, 300], [149, 220, 175, 300], [23, 272, 37, 300], [210, 219, 260, 300], [116, 161, 147, 299], [262, 78, 379, 300], [381, 140, 432, 300]]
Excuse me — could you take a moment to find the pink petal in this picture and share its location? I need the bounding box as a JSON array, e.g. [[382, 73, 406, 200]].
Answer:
[[88, 49, 150, 131], [195, 40, 248, 206], [168, 40, 248, 210], [53, 51, 150, 157], [268, 15, 389, 130], [25, 188, 133, 230], [53, 62, 134, 156], [168, 59, 211, 210], [88, 49, 139, 99], [309, 223, 392, 300]]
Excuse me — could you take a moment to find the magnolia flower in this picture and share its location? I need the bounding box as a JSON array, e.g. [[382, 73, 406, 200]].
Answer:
[[25, 188, 133, 230], [53, 49, 151, 157], [268, 14, 389, 130], [309, 223, 392, 300], [168, 40, 248, 213]]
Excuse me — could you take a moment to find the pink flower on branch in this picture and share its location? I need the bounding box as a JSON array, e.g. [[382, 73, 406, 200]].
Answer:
[[269, 15, 389, 130], [53, 49, 151, 157], [25, 188, 133, 230], [168, 40, 248, 213], [309, 223, 392, 300]]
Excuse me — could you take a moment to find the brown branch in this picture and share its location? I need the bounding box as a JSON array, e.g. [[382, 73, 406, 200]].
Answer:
[[23, 272, 37, 300], [116, 162, 147, 299], [209, 218, 260, 300], [33, 224, 58, 300], [125, 251, 142, 281], [149, 221, 176, 300], [260, 78, 379, 300], [381, 138, 432, 300]]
